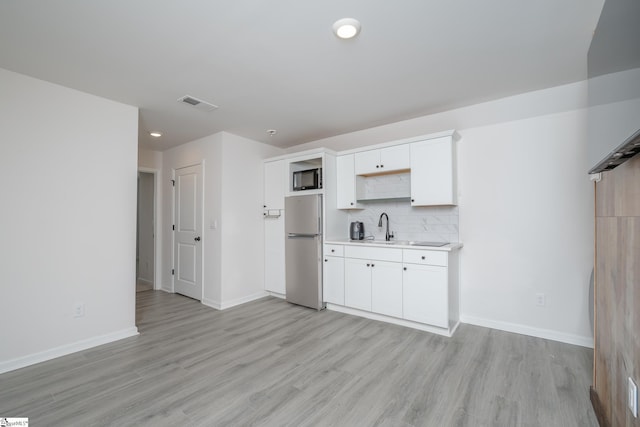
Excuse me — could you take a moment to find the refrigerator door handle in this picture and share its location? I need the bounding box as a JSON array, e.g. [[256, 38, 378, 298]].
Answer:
[[287, 233, 318, 239]]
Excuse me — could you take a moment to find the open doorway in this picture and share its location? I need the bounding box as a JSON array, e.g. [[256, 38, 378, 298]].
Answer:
[[137, 171, 155, 292]]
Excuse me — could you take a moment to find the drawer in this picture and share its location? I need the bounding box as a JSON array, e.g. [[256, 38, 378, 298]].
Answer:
[[344, 245, 402, 262], [402, 249, 448, 266], [324, 244, 344, 257]]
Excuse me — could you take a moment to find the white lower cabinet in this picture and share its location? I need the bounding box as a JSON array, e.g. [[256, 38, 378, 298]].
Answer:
[[324, 243, 459, 334], [344, 258, 403, 316], [371, 261, 403, 318], [323, 255, 344, 305], [402, 263, 448, 328], [344, 258, 372, 311]]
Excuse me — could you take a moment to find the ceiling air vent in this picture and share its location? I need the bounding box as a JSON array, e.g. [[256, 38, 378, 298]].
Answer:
[[177, 95, 219, 112]]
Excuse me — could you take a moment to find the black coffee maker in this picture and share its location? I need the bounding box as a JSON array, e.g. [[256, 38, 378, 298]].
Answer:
[[350, 221, 365, 240]]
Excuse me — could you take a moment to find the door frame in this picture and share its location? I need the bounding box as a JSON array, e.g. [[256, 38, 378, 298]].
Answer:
[[171, 160, 205, 300], [138, 167, 160, 290]]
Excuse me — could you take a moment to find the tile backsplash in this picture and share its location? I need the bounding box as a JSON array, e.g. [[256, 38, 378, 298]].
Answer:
[[345, 172, 459, 243], [347, 202, 459, 243], [357, 173, 411, 200]]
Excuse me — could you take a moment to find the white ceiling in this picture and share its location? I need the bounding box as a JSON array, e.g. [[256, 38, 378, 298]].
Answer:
[[0, 1, 604, 150]]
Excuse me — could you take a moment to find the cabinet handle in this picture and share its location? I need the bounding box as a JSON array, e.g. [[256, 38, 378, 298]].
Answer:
[[411, 199, 415, 202], [324, 259, 328, 262], [350, 202, 354, 206], [376, 165, 379, 168], [404, 267, 407, 271], [371, 264, 375, 267], [380, 164, 384, 168], [421, 256, 425, 260], [331, 249, 335, 253], [263, 205, 266, 208], [366, 263, 370, 267]]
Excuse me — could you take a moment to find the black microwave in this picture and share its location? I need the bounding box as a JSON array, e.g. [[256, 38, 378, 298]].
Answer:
[[293, 168, 322, 191]]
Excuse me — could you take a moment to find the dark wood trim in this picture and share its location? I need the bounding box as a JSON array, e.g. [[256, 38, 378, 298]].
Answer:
[[590, 386, 609, 427]]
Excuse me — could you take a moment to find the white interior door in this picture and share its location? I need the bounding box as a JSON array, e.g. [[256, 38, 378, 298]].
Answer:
[[174, 164, 203, 300]]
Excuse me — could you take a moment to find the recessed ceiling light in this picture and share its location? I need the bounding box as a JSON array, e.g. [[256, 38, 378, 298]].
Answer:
[[149, 132, 162, 138], [333, 18, 361, 39]]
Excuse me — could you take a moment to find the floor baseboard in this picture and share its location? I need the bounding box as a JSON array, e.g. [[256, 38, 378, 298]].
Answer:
[[460, 314, 594, 348], [0, 327, 139, 374]]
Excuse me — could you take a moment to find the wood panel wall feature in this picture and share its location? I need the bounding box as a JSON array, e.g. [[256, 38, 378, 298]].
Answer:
[[592, 154, 640, 427]]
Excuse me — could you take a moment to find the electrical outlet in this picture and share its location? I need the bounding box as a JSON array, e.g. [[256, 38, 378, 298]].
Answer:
[[629, 377, 638, 418], [74, 302, 85, 318], [535, 293, 546, 307]]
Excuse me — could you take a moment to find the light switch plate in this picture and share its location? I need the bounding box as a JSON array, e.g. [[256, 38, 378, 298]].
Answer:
[[629, 377, 638, 418]]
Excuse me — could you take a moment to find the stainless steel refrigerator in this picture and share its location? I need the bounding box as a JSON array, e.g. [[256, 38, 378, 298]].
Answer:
[[285, 194, 324, 310]]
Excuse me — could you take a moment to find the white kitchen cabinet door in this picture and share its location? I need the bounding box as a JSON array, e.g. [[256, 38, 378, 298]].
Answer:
[[402, 263, 448, 328], [344, 258, 372, 311], [354, 150, 380, 175], [410, 136, 456, 206], [264, 214, 285, 294], [264, 159, 286, 210], [323, 255, 345, 305], [379, 144, 410, 172], [354, 145, 410, 175], [336, 154, 360, 209], [371, 260, 403, 318]]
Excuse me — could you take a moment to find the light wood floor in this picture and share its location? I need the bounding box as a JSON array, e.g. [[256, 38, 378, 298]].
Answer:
[[0, 291, 597, 426], [136, 278, 153, 292]]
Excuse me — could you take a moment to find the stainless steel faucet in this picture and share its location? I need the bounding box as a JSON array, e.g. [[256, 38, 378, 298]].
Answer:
[[378, 212, 393, 241]]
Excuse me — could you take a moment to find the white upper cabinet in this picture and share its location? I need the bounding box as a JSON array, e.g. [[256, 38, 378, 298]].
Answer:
[[263, 159, 286, 210], [354, 144, 410, 175], [410, 136, 457, 206], [336, 154, 361, 209]]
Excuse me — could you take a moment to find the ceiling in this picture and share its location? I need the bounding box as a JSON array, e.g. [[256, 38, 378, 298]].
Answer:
[[0, 1, 604, 150]]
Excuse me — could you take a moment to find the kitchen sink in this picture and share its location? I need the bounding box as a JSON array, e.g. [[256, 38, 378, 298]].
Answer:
[[354, 240, 449, 247]]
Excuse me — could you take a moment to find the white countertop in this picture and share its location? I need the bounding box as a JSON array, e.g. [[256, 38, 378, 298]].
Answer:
[[324, 239, 463, 252]]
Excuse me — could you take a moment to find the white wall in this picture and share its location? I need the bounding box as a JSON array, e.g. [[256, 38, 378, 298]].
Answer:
[[137, 172, 155, 283], [138, 147, 163, 170], [289, 81, 588, 153], [458, 110, 593, 346], [137, 147, 163, 290], [220, 133, 283, 305], [162, 131, 282, 308], [0, 68, 139, 372], [288, 81, 594, 346]]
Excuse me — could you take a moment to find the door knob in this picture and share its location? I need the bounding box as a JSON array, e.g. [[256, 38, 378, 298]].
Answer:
[[194, 236, 201, 242]]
